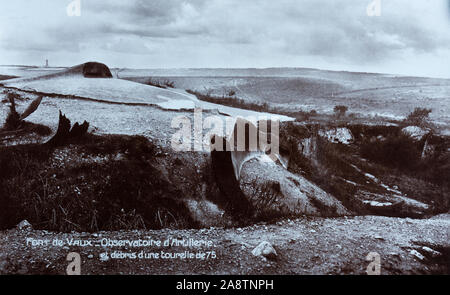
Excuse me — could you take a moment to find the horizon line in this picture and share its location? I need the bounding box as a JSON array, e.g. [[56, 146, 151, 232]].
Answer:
[[0, 64, 448, 80]]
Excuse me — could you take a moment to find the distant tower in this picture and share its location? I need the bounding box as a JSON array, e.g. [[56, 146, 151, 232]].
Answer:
[[45, 59, 49, 68]]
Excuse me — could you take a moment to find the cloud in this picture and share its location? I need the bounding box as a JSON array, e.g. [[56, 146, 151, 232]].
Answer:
[[0, 0, 449, 77], [101, 37, 152, 55]]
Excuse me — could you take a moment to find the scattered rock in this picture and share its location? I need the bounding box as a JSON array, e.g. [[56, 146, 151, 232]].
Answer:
[[389, 252, 401, 258], [363, 201, 391, 207], [319, 128, 354, 145], [410, 250, 425, 261], [401, 126, 429, 141], [16, 220, 32, 230], [114, 153, 125, 161], [421, 246, 441, 258], [240, 242, 251, 249], [364, 173, 379, 183], [252, 242, 277, 260], [99, 253, 109, 262]]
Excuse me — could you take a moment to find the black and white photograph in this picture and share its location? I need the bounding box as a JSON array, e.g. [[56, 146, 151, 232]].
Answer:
[[0, 0, 449, 280]]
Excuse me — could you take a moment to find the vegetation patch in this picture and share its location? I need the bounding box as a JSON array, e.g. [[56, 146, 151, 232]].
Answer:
[[0, 134, 198, 232], [187, 89, 272, 113], [0, 75, 17, 81], [282, 121, 450, 216], [145, 78, 175, 89]]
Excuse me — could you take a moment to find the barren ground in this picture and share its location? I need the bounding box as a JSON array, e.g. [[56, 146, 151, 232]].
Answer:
[[1, 214, 448, 275]]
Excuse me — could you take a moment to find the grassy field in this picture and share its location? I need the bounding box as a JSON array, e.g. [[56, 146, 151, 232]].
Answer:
[[122, 68, 450, 132]]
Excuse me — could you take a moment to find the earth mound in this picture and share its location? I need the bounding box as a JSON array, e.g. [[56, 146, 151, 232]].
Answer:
[[68, 62, 113, 78]]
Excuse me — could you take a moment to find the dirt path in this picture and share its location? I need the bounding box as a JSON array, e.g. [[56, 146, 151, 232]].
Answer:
[[1, 214, 448, 275]]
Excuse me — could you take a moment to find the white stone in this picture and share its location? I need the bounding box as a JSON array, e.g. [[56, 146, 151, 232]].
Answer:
[[421, 246, 441, 258], [319, 128, 354, 145], [16, 220, 32, 230], [252, 241, 277, 260], [99, 253, 110, 262], [401, 126, 429, 141], [410, 250, 425, 261]]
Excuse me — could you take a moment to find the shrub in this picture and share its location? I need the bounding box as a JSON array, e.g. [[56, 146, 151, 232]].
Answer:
[[146, 78, 175, 89], [334, 105, 348, 118], [404, 107, 432, 127], [0, 135, 197, 232], [187, 89, 272, 113], [227, 89, 236, 97], [360, 134, 421, 170], [246, 180, 286, 221]]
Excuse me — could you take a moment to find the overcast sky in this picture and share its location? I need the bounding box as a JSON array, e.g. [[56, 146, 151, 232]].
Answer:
[[0, 0, 449, 77]]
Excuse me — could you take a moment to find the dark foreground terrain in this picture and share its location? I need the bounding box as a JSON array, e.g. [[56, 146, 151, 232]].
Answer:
[[0, 214, 448, 275]]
